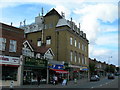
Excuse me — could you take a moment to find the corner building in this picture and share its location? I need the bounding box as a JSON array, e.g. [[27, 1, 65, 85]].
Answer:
[[22, 8, 89, 80]]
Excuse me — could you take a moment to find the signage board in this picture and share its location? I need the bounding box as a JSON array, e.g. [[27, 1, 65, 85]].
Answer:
[[48, 64, 64, 70], [0, 55, 20, 65]]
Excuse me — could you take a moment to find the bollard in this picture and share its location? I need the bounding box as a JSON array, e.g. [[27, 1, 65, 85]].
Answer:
[[10, 80, 14, 90]]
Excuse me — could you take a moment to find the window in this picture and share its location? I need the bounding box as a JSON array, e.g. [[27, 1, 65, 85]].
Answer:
[[85, 57, 87, 64], [70, 51, 73, 61], [74, 51, 77, 63], [78, 53, 81, 63], [85, 45, 87, 52], [70, 37, 73, 45], [75, 39, 77, 47], [78, 42, 80, 49], [0, 38, 6, 51], [82, 44, 84, 51], [9, 40, 17, 52], [37, 38, 41, 46], [46, 36, 51, 45], [82, 54, 85, 64]]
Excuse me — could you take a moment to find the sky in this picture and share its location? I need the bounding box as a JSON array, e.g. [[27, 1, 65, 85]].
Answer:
[[0, 0, 119, 66]]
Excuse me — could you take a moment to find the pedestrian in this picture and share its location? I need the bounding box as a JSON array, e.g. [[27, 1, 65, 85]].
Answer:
[[53, 75, 58, 85], [62, 78, 67, 85], [37, 75, 41, 86]]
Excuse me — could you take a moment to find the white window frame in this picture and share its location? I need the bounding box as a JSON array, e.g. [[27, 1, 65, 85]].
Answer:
[[78, 42, 80, 49], [74, 51, 77, 63], [70, 51, 73, 61], [46, 36, 51, 45], [46, 39, 51, 45], [9, 40, 17, 52], [78, 53, 81, 63], [37, 40, 41, 46], [75, 39, 77, 47], [82, 44, 84, 51], [70, 37, 73, 45], [0, 38, 6, 51]]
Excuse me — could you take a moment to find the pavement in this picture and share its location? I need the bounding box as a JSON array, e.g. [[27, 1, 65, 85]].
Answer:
[[2, 76, 107, 88]]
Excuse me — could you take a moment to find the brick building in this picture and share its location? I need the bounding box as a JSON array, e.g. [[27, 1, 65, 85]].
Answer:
[[21, 8, 89, 80], [0, 23, 24, 86]]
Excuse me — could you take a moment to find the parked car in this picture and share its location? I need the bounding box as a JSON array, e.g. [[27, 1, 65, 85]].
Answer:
[[90, 75, 100, 81], [108, 74, 115, 79]]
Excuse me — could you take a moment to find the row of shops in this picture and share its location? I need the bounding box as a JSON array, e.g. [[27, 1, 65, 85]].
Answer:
[[1, 55, 89, 86]]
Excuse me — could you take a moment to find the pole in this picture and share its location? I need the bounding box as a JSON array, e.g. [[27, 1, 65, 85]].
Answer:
[[46, 61, 49, 84]]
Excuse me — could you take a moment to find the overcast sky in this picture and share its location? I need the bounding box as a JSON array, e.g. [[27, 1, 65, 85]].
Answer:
[[0, 0, 119, 66]]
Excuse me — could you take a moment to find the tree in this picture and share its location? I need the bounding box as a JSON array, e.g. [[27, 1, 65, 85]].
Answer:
[[116, 67, 119, 72], [89, 62, 96, 76]]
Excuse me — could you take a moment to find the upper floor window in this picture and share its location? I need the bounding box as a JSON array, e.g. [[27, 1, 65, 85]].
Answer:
[[75, 39, 77, 47], [74, 51, 77, 63], [9, 40, 17, 52], [82, 44, 84, 51], [82, 54, 85, 64], [85, 45, 87, 52], [78, 53, 81, 63], [70, 37, 73, 45], [46, 36, 51, 45], [78, 42, 80, 49], [70, 50, 73, 62], [0, 38, 6, 51], [37, 38, 41, 46]]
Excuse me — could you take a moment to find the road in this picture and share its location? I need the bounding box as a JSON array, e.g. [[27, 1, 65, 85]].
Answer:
[[68, 76, 119, 88]]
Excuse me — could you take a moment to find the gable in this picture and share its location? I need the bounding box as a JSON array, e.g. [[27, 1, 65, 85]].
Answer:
[[23, 40, 34, 51], [44, 48, 54, 60]]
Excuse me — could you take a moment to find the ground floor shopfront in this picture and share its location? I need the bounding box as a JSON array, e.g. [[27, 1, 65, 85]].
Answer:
[[68, 65, 89, 80], [0, 55, 21, 86]]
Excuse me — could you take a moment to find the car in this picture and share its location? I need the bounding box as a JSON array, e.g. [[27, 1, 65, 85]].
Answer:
[[108, 74, 115, 79], [90, 75, 100, 81]]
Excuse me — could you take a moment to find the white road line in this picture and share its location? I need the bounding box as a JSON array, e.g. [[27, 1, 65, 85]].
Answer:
[[100, 84, 103, 87], [91, 87, 94, 88]]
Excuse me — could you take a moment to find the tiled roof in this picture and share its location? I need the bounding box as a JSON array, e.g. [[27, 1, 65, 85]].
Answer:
[[44, 8, 62, 18], [24, 39, 50, 54]]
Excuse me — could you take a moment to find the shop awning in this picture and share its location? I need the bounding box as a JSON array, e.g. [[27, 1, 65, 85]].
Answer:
[[50, 69, 69, 74]]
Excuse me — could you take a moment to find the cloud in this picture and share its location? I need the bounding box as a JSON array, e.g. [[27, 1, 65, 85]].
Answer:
[[74, 3, 117, 42]]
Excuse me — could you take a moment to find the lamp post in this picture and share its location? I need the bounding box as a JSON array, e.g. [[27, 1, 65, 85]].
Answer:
[[108, 56, 112, 73]]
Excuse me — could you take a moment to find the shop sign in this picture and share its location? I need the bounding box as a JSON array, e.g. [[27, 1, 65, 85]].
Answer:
[[0, 55, 20, 65], [25, 57, 47, 67], [81, 66, 89, 71], [48, 64, 64, 70]]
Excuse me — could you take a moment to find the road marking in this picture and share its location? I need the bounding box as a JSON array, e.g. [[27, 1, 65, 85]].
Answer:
[[106, 83, 108, 84], [100, 84, 103, 87], [91, 87, 94, 88]]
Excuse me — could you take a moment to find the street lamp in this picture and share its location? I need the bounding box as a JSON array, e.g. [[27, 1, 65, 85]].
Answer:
[[108, 56, 112, 73]]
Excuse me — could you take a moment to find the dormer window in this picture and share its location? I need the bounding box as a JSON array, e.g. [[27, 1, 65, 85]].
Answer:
[[37, 38, 41, 46], [46, 36, 51, 45]]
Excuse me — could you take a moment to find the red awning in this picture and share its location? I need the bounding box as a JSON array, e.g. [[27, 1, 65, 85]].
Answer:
[[50, 69, 69, 74]]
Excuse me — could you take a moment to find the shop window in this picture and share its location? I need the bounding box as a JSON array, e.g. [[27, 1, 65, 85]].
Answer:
[[9, 40, 17, 52], [37, 38, 41, 46], [70, 37, 73, 45], [2, 66, 17, 81], [0, 38, 6, 51], [46, 36, 51, 45]]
